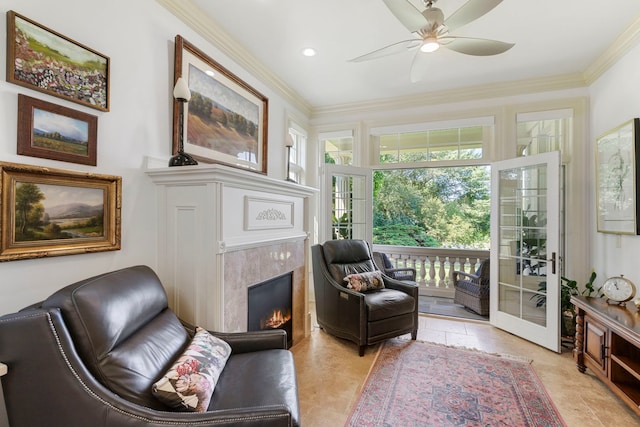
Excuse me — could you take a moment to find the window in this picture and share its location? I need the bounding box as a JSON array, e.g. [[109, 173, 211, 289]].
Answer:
[[373, 166, 490, 249], [321, 130, 353, 165], [371, 116, 494, 164], [516, 109, 573, 157], [287, 119, 307, 183]]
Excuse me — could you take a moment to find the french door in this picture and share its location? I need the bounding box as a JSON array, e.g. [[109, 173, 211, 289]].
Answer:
[[322, 164, 372, 242], [490, 151, 561, 352]]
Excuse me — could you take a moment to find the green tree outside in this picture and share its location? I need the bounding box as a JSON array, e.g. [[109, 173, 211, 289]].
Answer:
[[373, 164, 490, 249]]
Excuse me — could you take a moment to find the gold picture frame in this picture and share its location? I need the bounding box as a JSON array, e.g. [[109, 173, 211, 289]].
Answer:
[[595, 118, 640, 234], [173, 35, 268, 173], [0, 162, 121, 261]]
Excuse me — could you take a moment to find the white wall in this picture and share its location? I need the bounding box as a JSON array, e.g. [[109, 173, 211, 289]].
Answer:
[[0, 0, 300, 314], [590, 41, 640, 285]]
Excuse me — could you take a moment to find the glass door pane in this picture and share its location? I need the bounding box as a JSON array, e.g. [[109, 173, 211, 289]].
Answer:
[[491, 151, 560, 352], [324, 165, 372, 242]]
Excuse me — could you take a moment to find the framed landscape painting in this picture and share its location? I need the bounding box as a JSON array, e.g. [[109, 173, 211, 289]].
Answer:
[[0, 162, 121, 261], [173, 35, 268, 174], [17, 94, 98, 165], [595, 118, 640, 235], [6, 11, 110, 111]]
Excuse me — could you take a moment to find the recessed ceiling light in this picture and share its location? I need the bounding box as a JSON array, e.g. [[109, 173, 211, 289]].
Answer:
[[205, 70, 215, 77], [301, 48, 316, 57]]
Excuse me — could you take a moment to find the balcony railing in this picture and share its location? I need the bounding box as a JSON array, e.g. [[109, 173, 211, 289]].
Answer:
[[372, 244, 490, 298]]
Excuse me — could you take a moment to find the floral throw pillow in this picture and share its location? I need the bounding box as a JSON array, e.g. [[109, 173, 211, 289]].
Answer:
[[152, 327, 231, 412], [344, 270, 385, 292]]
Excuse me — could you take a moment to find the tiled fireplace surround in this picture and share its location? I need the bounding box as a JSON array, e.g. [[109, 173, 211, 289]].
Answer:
[[225, 242, 305, 343], [146, 163, 316, 345]]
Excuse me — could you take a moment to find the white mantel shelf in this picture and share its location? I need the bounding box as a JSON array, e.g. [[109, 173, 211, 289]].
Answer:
[[146, 163, 318, 199]]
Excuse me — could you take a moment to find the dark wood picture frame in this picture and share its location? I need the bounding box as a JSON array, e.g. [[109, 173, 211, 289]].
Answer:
[[595, 118, 640, 235], [173, 35, 268, 174], [6, 10, 110, 111], [0, 162, 121, 261], [17, 94, 98, 166]]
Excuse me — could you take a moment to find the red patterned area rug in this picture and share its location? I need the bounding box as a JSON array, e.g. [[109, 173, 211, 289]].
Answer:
[[345, 339, 566, 427]]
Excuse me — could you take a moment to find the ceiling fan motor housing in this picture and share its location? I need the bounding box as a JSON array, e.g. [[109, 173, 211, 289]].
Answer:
[[422, 7, 444, 31]]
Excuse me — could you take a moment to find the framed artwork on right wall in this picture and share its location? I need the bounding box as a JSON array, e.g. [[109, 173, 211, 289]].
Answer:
[[595, 118, 640, 235]]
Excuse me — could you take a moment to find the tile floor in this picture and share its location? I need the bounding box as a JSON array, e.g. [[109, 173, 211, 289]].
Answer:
[[290, 309, 639, 427]]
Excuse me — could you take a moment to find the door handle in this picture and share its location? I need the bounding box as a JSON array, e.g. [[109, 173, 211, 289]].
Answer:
[[548, 252, 556, 275]]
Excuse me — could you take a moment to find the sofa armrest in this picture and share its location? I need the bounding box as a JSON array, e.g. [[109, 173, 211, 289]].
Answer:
[[212, 330, 288, 353], [0, 362, 8, 427], [179, 317, 288, 352]]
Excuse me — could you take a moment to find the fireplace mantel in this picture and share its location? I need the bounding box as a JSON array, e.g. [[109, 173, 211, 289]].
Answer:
[[146, 163, 317, 343]]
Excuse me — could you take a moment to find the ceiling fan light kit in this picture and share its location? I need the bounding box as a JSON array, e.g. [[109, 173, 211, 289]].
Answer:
[[349, 0, 514, 81], [420, 37, 440, 53]]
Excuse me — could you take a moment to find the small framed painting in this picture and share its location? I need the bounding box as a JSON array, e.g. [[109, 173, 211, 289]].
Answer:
[[17, 94, 98, 166], [6, 11, 110, 111], [173, 35, 268, 174], [595, 118, 640, 234], [0, 162, 121, 261]]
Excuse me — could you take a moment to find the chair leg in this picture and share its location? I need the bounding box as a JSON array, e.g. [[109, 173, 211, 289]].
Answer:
[[358, 345, 365, 357]]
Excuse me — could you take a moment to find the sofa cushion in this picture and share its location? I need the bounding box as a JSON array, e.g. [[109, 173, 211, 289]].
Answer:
[[344, 271, 385, 292], [41, 265, 189, 409], [364, 288, 416, 321], [153, 327, 231, 412]]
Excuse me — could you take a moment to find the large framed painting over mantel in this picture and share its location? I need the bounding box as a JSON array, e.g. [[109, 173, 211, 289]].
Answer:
[[6, 11, 110, 111], [173, 35, 268, 174], [596, 118, 640, 235], [0, 162, 121, 261]]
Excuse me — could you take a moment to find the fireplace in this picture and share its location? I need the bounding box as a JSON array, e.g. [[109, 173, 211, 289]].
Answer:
[[248, 272, 293, 346], [147, 162, 317, 343]]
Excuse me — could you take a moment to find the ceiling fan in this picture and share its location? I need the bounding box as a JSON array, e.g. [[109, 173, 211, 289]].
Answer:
[[349, 0, 515, 82]]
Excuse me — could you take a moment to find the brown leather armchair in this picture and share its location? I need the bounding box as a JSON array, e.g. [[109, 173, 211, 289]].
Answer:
[[453, 258, 490, 316], [0, 265, 300, 427], [311, 240, 418, 356]]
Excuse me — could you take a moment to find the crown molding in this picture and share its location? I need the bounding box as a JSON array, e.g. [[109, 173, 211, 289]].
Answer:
[[584, 16, 640, 85], [310, 73, 587, 119], [157, 0, 312, 117], [159, 0, 640, 122]]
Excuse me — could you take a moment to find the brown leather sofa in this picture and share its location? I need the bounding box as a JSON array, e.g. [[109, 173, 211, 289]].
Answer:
[[0, 265, 300, 427], [311, 240, 418, 356]]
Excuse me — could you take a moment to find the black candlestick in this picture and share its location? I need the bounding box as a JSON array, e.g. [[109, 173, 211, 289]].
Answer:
[[169, 99, 198, 166]]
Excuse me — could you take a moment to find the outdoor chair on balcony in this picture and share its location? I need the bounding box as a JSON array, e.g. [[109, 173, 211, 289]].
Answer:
[[453, 258, 490, 316], [311, 239, 419, 356], [372, 251, 417, 283]]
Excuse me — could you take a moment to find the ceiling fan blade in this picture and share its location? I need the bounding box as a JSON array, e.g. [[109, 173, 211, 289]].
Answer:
[[382, 0, 428, 33], [410, 49, 429, 83], [442, 36, 514, 56], [348, 39, 421, 62], [444, 0, 503, 32]]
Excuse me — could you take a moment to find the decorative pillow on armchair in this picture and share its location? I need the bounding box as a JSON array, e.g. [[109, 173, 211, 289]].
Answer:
[[152, 327, 231, 412], [344, 270, 385, 292]]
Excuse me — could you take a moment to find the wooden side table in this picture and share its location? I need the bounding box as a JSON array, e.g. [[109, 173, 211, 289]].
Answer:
[[571, 296, 640, 416]]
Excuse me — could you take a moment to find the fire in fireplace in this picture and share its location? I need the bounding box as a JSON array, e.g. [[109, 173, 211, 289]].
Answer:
[[247, 272, 293, 346]]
